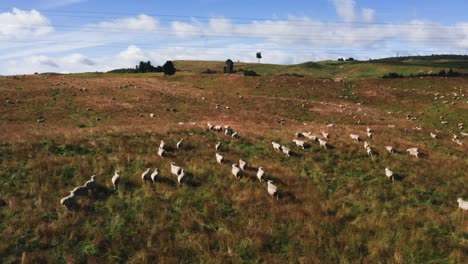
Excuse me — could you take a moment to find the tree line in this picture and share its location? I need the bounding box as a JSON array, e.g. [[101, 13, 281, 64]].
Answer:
[[108, 61, 176, 75]]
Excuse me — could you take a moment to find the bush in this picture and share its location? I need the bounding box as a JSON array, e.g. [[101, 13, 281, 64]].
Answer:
[[382, 72, 404, 78], [162, 61, 176, 76], [243, 70, 259, 76]]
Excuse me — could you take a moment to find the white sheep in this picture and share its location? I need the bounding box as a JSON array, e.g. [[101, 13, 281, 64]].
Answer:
[[141, 168, 151, 183], [111, 170, 120, 190], [159, 140, 165, 150], [207, 122, 213, 130], [318, 139, 328, 149], [322, 132, 329, 139], [213, 125, 222, 131], [60, 191, 76, 210], [385, 146, 394, 154], [267, 180, 278, 200], [385, 168, 394, 182], [151, 168, 160, 183], [176, 138, 184, 149], [177, 169, 186, 185], [272, 141, 281, 151], [71, 185, 88, 196], [215, 141, 221, 151], [84, 175, 97, 190], [170, 162, 182, 176], [457, 198, 468, 211], [350, 134, 360, 142], [364, 141, 370, 150], [157, 147, 165, 157], [366, 147, 373, 157], [281, 146, 291, 157], [239, 159, 247, 171], [292, 139, 305, 149], [461, 132, 468, 137], [407, 147, 419, 158], [216, 153, 224, 164], [232, 164, 241, 180], [367, 131, 373, 139], [257, 167, 265, 182], [366, 127, 372, 133], [232, 131, 238, 138], [430, 133, 437, 139], [302, 132, 317, 141]]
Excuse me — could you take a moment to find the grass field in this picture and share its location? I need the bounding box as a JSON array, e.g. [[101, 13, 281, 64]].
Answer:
[[0, 59, 467, 263]]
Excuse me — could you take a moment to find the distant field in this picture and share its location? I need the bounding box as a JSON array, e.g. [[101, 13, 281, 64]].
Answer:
[[0, 63, 467, 263]]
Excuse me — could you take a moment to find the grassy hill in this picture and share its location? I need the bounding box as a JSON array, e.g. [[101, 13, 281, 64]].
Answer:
[[0, 62, 467, 263]]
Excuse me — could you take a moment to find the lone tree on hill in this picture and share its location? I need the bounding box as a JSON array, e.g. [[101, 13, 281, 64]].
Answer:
[[162, 61, 176, 76], [256, 51, 262, 63], [224, 59, 234, 73]]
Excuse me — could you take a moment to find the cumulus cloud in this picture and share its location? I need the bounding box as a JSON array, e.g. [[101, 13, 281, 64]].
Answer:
[[30, 55, 58, 68], [97, 14, 159, 31], [0, 8, 53, 39], [361, 8, 375, 23], [60, 53, 96, 66], [332, 0, 356, 22]]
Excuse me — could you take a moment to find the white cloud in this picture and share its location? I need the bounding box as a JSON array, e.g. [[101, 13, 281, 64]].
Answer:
[[60, 53, 96, 66], [361, 8, 375, 23], [97, 14, 159, 32], [0, 8, 53, 39], [30, 55, 58, 68], [332, 0, 356, 22]]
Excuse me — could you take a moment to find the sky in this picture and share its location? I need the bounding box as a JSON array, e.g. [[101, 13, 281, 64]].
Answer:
[[1, 0, 468, 74]]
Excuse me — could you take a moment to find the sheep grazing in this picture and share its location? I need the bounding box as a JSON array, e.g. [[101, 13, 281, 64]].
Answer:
[[292, 139, 305, 149], [367, 131, 373, 139], [430, 133, 437, 139], [406, 147, 419, 158], [157, 147, 165, 157], [257, 167, 265, 182], [141, 168, 151, 183], [457, 198, 468, 211], [213, 125, 222, 131], [71, 185, 88, 196], [326, 123, 335, 128], [215, 141, 221, 151], [267, 180, 278, 200], [232, 131, 238, 138], [272, 141, 282, 151], [350, 134, 360, 142], [366, 147, 373, 157], [302, 132, 317, 141], [177, 169, 186, 185], [151, 168, 160, 183], [239, 159, 247, 171], [159, 140, 165, 150], [385, 168, 394, 182], [176, 138, 184, 149], [322, 132, 329, 139], [281, 146, 291, 157], [461, 132, 468, 137], [216, 153, 224, 164], [170, 162, 182, 176], [318, 138, 328, 149], [60, 191, 76, 210], [111, 170, 121, 190], [385, 146, 394, 154], [366, 127, 372, 133], [231, 164, 241, 180], [207, 122, 213, 130], [84, 175, 97, 190], [364, 141, 370, 150], [452, 138, 463, 146]]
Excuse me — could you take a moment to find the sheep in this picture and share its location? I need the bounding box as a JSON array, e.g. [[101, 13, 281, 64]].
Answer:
[[213, 125, 222, 131], [322, 132, 329, 139], [257, 167, 265, 182], [461, 132, 468, 137], [170, 162, 182, 176], [350, 134, 360, 142], [267, 180, 278, 200], [281, 146, 291, 157], [141, 168, 151, 183], [385, 146, 394, 154], [151, 168, 160, 183], [111, 170, 121, 190], [60, 191, 76, 210], [385, 168, 394, 182], [157, 147, 165, 157], [215, 141, 221, 151], [452, 138, 463, 146], [239, 159, 247, 171], [318, 139, 328, 149], [364, 141, 370, 150], [367, 131, 373, 139], [159, 140, 165, 150], [207, 122, 213, 130], [366, 147, 373, 157], [177, 169, 186, 185], [366, 127, 372, 133], [231, 164, 241, 180], [216, 153, 224, 164], [84, 175, 97, 190], [457, 198, 468, 211], [71, 185, 88, 196], [176, 138, 184, 149], [406, 147, 419, 158], [430, 133, 437, 139], [302, 132, 318, 141], [292, 139, 305, 149], [232, 131, 238, 138], [272, 141, 281, 151]]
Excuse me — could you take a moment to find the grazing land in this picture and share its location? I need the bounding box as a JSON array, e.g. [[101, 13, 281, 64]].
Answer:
[[0, 59, 467, 263]]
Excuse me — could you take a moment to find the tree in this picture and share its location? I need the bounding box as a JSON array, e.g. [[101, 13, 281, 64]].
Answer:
[[162, 61, 176, 76], [224, 59, 234, 73], [256, 52, 262, 63]]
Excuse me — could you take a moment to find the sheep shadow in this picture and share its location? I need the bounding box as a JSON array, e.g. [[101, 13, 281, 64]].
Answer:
[[184, 172, 202, 188], [157, 176, 177, 187], [92, 184, 113, 201], [279, 191, 298, 203], [393, 173, 405, 181], [264, 175, 286, 186]]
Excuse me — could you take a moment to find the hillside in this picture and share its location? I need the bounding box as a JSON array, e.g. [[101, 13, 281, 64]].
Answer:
[[0, 69, 467, 263]]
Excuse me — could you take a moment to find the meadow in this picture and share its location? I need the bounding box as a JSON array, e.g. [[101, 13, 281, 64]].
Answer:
[[0, 60, 467, 263]]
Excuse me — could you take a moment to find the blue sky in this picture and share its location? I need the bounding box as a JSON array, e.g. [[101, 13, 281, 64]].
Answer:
[[1, 0, 467, 74]]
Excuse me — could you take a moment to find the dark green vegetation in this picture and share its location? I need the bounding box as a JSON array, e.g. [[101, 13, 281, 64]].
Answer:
[[0, 59, 467, 263]]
